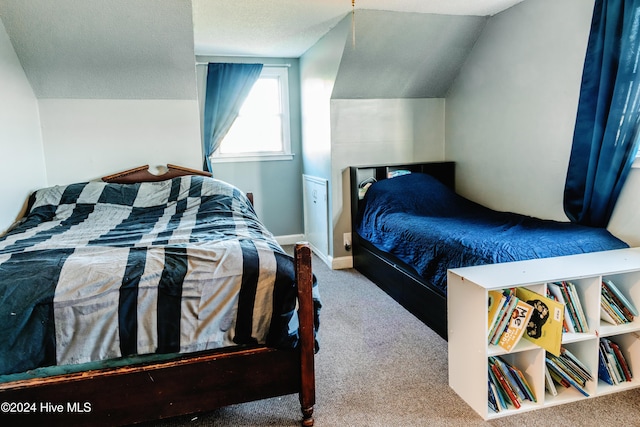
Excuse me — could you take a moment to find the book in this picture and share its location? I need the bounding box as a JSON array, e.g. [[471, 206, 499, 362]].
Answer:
[[559, 281, 582, 331], [488, 380, 499, 412], [600, 337, 633, 384], [561, 347, 593, 382], [516, 287, 565, 356], [545, 356, 590, 397], [608, 340, 633, 382], [489, 359, 521, 409], [601, 292, 630, 325], [548, 282, 575, 332], [489, 293, 518, 345], [488, 290, 507, 331], [488, 291, 511, 341], [548, 349, 592, 389], [507, 363, 537, 402], [548, 366, 571, 388], [600, 301, 622, 325], [566, 281, 589, 332], [489, 367, 509, 410], [544, 364, 558, 396], [600, 339, 624, 383], [603, 279, 638, 316], [598, 347, 615, 385], [497, 299, 534, 352], [601, 280, 635, 323], [493, 357, 527, 402]]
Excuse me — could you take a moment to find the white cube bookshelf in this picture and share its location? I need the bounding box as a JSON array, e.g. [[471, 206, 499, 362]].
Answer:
[[448, 247, 640, 420]]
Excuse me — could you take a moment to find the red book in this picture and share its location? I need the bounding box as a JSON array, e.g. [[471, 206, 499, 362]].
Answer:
[[609, 341, 633, 382], [490, 363, 521, 409]]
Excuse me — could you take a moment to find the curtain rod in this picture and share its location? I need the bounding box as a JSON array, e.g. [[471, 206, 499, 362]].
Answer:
[[195, 62, 291, 67]]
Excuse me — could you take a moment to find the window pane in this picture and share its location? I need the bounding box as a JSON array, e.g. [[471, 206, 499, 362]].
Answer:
[[240, 77, 280, 116], [212, 65, 291, 160], [220, 115, 283, 153]]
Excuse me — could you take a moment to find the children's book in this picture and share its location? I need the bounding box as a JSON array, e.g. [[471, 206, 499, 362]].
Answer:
[[608, 340, 633, 382], [489, 361, 521, 408], [545, 357, 590, 397], [497, 299, 534, 352], [565, 281, 589, 332], [603, 279, 638, 316], [489, 293, 518, 345], [488, 290, 507, 331], [548, 282, 575, 332], [544, 364, 558, 396], [598, 348, 615, 385], [516, 287, 565, 356]]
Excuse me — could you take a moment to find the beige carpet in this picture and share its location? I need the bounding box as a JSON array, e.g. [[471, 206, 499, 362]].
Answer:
[[148, 248, 640, 427]]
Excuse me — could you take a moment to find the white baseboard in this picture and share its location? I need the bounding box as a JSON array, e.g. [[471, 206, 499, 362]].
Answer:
[[330, 255, 353, 270], [275, 234, 305, 246], [276, 235, 353, 270]]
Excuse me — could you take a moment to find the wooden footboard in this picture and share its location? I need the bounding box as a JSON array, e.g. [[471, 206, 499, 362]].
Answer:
[[0, 243, 316, 426]]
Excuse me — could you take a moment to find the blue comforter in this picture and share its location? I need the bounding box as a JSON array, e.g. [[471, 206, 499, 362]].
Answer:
[[355, 173, 629, 293]]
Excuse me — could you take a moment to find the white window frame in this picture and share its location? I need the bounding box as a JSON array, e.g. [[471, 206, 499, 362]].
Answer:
[[210, 66, 293, 163]]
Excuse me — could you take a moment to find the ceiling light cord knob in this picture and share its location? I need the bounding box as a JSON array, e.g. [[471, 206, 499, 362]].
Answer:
[[351, 0, 356, 48]]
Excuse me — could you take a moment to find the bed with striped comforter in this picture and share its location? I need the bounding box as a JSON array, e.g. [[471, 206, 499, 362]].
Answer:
[[0, 175, 318, 377]]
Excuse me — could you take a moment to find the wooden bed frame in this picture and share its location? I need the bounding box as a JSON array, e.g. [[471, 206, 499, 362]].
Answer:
[[349, 162, 455, 340], [0, 165, 315, 426]]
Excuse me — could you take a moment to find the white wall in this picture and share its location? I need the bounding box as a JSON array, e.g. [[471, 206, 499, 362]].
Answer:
[[38, 99, 202, 184], [300, 16, 449, 263], [299, 17, 350, 260], [446, 0, 593, 221], [609, 166, 640, 246], [0, 21, 47, 234], [300, 16, 352, 183], [446, 0, 640, 246], [331, 98, 446, 261]]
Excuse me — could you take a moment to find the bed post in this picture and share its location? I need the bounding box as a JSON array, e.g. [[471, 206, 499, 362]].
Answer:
[[294, 242, 315, 427]]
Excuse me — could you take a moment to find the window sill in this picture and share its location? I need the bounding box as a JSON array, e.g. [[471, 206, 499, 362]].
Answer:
[[211, 153, 294, 163]]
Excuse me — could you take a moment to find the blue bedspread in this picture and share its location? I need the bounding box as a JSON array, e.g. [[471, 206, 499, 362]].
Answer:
[[356, 173, 629, 293]]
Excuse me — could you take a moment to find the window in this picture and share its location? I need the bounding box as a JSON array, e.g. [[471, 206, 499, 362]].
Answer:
[[211, 66, 292, 162]]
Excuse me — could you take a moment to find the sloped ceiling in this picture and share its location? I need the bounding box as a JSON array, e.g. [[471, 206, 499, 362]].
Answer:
[[332, 11, 487, 98], [192, 0, 523, 57], [0, 0, 197, 99], [0, 0, 523, 100]]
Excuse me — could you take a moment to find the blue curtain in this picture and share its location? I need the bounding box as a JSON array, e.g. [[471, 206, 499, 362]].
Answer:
[[202, 63, 263, 172], [564, 0, 640, 227]]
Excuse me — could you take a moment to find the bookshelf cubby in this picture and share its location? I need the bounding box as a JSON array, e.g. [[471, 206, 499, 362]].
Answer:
[[448, 247, 640, 420]]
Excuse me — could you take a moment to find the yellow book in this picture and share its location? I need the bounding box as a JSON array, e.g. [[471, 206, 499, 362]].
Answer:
[[516, 287, 565, 357], [488, 290, 506, 331]]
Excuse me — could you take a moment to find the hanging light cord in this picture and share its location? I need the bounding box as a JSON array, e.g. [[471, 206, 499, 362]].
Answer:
[[351, 0, 356, 48]]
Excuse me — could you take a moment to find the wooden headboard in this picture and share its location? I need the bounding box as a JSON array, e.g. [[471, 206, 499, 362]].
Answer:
[[101, 164, 254, 206], [349, 161, 455, 233], [101, 164, 212, 184]]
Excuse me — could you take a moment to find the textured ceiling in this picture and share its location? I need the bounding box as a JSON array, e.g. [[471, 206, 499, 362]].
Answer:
[[0, 0, 196, 99], [0, 0, 524, 100], [192, 0, 524, 57], [332, 11, 486, 98]]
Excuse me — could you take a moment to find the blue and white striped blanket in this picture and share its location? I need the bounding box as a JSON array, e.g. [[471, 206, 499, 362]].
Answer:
[[0, 175, 319, 376]]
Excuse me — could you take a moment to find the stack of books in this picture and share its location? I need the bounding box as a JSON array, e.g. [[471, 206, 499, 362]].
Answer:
[[544, 347, 593, 397], [548, 281, 588, 333], [487, 289, 534, 352], [600, 279, 638, 325], [599, 337, 633, 385], [488, 356, 536, 413]]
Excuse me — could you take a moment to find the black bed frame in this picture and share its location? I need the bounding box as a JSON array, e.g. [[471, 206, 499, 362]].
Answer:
[[349, 162, 455, 340]]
